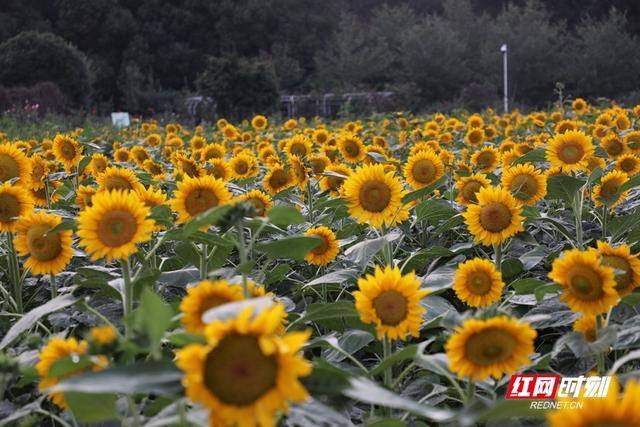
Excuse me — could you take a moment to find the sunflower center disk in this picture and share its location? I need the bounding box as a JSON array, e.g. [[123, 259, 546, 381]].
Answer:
[[465, 328, 516, 365], [344, 141, 359, 157], [568, 267, 604, 301], [600, 181, 621, 201], [60, 142, 76, 159], [373, 290, 408, 326], [104, 176, 134, 192], [467, 271, 492, 295], [462, 181, 482, 203], [412, 159, 436, 184], [185, 189, 218, 216], [0, 193, 20, 222], [621, 158, 636, 171], [510, 175, 536, 200], [559, 143, 584, 164], [0, 153, 20, 182], [479, 202, 512, 232], [269, 170, 289, 189], [291, 144, 306, 157], [235, 161, 249, 174], [203, 334, 278, 406], [310, 235, 329, 255], [97, 209, 137, 247], [201, 294, 232, 315], [359, 181, 391, 213], [476, 153, 494, 169], [601, 255, 632, 291], [27, 224, 62, 261]]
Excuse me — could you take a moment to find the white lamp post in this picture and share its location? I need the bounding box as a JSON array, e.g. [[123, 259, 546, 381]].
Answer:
[[500, 44, 509, 113]]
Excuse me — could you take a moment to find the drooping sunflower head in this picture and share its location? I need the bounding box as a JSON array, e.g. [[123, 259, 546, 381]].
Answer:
[[549, 248, 619, 315], [52, 134, 82, 172], [0, 142, 31, 184], [343, 164, 409, 228], [304, 226, 339, 266], [354, 265, 428, 341], [546, 130, 594, 172], [446, 316, 537, 381], [453, 258, 504, 307], [403, 149, 444, 190], [455, 173, 492, 205], [501, 163, 548, 205], [288, 154, 309, 188], [175, 304, 311, 427], [170, 175, 233, 224], [13, 211, 73, 275], [596, 241, 640, 297], [96, 167, 144, 193], [462, 186, 524, 246], [592, 170, 629, 208], [77, 189, 155, 261], [0, 182, 34, 232]]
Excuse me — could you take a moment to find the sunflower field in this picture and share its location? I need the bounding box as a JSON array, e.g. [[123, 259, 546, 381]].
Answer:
[[1, 100, 640, 427]]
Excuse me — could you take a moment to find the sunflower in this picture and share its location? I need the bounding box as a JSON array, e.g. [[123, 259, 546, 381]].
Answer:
[[455, 173, 492, 205], [90, 325, 118, 346], [462, 186, 524, 246], [601, 134, 627, 159], [471, 146, 500, 172], [623, 131, 640, 153], [319, 164, 352, 196], [547, 379, 640, 427], [171, 175, 232, 224], [229, 153, 259, 180], [453, 258, 503, 307], [304, 226, 339, 266], [201, 143, 226, 161], [113, 147, 130, 163], [96, 167, 144, 193], [546, 130, 594, 172], [572, 98, 588, 114], [0, 183, 34, 232], [353, 265, 427, 340], [30, 183, 60, 208], [136, 186, 167, 209], [337, 133, 366, 163], [142, 159, 165, 179], [501, 163, 547, 205], [76, 185, 97, 210], [52, 134, 82, 172], [180, 280, 245, 333], [285, 135, 312, 158], [403, 150, 444, 190], [236, 189, 272, 217], [263, 164, 295, 195], [251, 115, 268, 130], [592, 170, 629, 208], [0, 142, 31, 184], [308, 154, 330, 175], [616, 154, 640, 176], [548, 248, 619, 315], [77, 190, 154, 261], [189, 135, 207, 151], [37, 338, 108, 409], [573, 315, 597, 342], [13, 211, 73, 275], [289, 155, 309, 188], [464, 128, 485, 147], [87, 153, 110, 175], [173, 152, 202, 178], [343, 164, 408, 228], [446, 316, 536, 381], [313, 129, 330, 145], [175, 304, 311, 427], [28, 155, 52, 190], [596, 241, 640, 297]]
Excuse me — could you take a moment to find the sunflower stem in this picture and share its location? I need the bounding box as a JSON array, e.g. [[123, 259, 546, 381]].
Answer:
[[6, 233, 22, 313], [199, 243, 208, 280], [236, 222, 250, 298], [44, 179, 51, 210], [120, 257, 134, 338], [574, 190, 584, 249], [306, 179, 314, 223], [493, 243, 502, 272], [595, 314, 606, 374], [50, 273, 57, 299], [382, 336, 393, 415], [602, 205, 608, 239], [465, 379, 475, 404]]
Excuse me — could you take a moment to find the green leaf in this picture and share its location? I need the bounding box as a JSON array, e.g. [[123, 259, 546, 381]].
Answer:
[[47, 218, 77, 234], [304, 268, 359, 288], [344, 230, 400, 270], [415, 200, 458, 225], [476, 399, 545, 422], [53, 362, 183, 396], [0, 292, 77, 350], [511, 278, 547, 294], [514, 148, 546, 164], [370, 343, 422, 376], [402, 175, 447, 204], [267, 205, 305, 226], [547, 174, 585, 205], [65, 392, 117, 423], [135, 288, 174, 356], [289, 301, 359, 329], [76, 155, 92, 175], [182, 204, 232, 235], [535, 283, 562, 302], [49, 355, 96, 377], [264, 263, 291, 286], [256, 235, 321, 261], [501, 258, 524, 279]]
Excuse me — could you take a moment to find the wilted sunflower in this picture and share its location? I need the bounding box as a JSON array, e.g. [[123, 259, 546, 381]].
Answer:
[[343, 164, 408, 228], [304, 226, 339, 266], [471, 146, 500, 172], [501, 163, 547, 205], [0, 182, 34, 232], [96, 167, 144, 193], [52, 134, 82, 172], [236, 189, 272, 217], [549, 248, 619, 315], [615, 154, 640, 176], [170, 175, 232, 223], [547, 378, 640, 427], [37, 338, 108, 409], [592, 170, 629, 208], [337, 133, 366, 163], [263, 164, 295, 195], [596, 241, 640, 297], [463, 186, 524, 246], [175, 304, 311, 427], [546, 130, 594, 172], [319, 164, 351, 196], [403, 150, 444, 190], [77, 190, 154, 261], [354, 265, 427, 341], [455, 173, 492, 205], [446, 316, 536, 381], [453, 258, 503, 307], [0, 142, 31, 184], [13, 211, 73, 275]]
